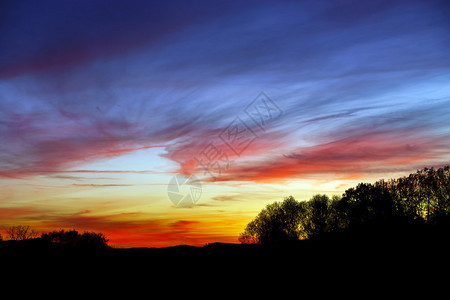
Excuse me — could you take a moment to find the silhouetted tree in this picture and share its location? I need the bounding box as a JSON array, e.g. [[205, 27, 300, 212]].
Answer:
[[328, 194, 346, 231], [419, 167, 450, 224], [78, 231, 109, 249], [298, 194, 345, 239], [381, 166, 450, 225], [300, 194, 331, 238], [239, 196, 303, 244], [6, 225, 39, 241], [341, 182, 396, 228], [41, 229, 81, 247], [240, 166, 450, 244], [238, 219, 259, 244]]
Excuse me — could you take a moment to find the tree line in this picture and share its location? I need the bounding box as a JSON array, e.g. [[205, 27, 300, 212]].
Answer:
[[0, 226, 109, 249], [239, 166, 450, 244]]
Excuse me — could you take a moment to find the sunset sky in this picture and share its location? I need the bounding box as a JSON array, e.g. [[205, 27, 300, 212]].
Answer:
[[1, 0, 450, 247]]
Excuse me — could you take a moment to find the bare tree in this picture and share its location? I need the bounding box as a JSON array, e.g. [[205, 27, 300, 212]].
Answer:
[[6, 225, 39, 241]]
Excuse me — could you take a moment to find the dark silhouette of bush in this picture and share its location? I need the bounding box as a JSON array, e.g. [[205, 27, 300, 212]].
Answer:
[[78, 231, 109, 249], [241, 166, 450, 244], [41, 229, 109, 249]]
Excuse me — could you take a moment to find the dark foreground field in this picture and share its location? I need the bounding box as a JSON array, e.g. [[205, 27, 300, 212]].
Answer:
[[2, 227, 449, 279]]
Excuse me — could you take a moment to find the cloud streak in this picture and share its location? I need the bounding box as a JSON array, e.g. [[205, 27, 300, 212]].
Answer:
[[71, 184, 134, 187], [213, 128, 449, 183]]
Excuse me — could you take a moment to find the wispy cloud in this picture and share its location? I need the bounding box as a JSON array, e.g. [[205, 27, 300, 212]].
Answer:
[[212, 128, 448, 183], [1, 0, 448, 181], [71, 184, 135, 187], [211, 195, 242, 202]]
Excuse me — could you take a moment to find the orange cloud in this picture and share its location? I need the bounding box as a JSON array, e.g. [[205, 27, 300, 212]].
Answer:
[[0, 206, 46, 219], [212, 130, 447, 183]]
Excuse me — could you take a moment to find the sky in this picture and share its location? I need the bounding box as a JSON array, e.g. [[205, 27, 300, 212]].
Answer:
[[1, 0, 450, 247]]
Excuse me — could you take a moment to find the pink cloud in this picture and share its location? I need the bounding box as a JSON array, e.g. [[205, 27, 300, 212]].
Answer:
[[0, 111, 169, 178], [161, 126, 288, 177], [211, 129, 447, 183]]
